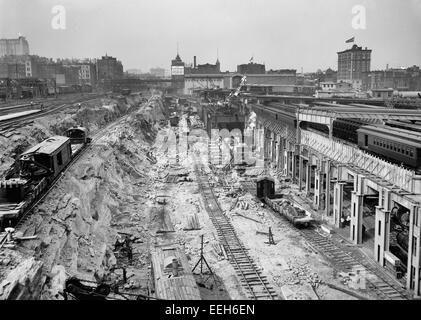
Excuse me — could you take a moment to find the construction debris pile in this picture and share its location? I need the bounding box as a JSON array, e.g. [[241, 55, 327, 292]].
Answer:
[[0, 93, 157, 300], [274, 257, 321, 288]]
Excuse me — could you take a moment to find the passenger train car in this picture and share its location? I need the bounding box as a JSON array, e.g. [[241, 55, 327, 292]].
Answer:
[[357, 125, 421, 170], [255, 101, 421, 171], [0, 127, 91, 228]]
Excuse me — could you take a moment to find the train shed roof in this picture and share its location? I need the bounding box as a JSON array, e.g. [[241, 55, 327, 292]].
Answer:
[[21, 136, 69, 156], [297, 106, 421, 125]]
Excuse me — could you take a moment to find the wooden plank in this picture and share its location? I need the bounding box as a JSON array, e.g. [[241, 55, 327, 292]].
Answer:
[[150, 244, 201, 300]]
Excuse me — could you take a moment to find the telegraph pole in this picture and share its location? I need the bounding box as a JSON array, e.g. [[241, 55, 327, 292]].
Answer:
[[55, 63, 58, 98]]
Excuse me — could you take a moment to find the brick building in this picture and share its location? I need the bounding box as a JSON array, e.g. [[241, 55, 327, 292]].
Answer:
[[97, 55, 124, 81], [237, 62, 266, 75], [337, 44, 371, 90], [185, 56, 221, 74], [0, 36, 30, 56], [365, 66, 421, 92]]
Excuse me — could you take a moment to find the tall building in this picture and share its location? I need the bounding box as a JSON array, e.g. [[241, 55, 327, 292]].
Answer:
[[0, 55, 29, 78], [337, 44, 371, 90], [237, 62, 265, 75], [171, 53, 185, 91], [171, 53, 185, 79], [0, 36, 30, 56], [96, 54, 124, 81]]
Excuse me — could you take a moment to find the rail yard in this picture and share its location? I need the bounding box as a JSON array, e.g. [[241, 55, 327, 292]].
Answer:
[[1, 0, 421, 307], [0, 85, 420, 301]]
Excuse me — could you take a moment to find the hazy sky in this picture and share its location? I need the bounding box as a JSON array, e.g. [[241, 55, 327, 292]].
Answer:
[[1, 0, 420, 72]]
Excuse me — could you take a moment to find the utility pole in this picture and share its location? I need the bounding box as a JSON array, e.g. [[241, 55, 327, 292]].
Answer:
[[15, 62, 19, 102], [54, 63, 58, 98]]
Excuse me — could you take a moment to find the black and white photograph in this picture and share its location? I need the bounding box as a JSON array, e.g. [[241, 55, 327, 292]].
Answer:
[[0, 0, 421, 310]]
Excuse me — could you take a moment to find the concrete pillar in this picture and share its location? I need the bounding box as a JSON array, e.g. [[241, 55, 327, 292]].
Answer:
[[328, 118, 334, 140], [277, 137, 282, 169], [314, 169, 321, 209], [287, 151, 292, 177], [374, 207, 390, 266], [325, 160, 332, 216], [291, 152, 297, 182], [274, 135, 279, 168], [406, 206, 421, 296], [350, 191, 364, 244], [283, 150, 288, 176], [305, 162, 311, 196], [298, 155, 304, 191], [333, 182, 345, 228], [271, 133, 276, 165]]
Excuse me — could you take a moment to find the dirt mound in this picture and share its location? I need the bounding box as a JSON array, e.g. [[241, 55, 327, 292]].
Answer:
[[0, 93, 159, 299]]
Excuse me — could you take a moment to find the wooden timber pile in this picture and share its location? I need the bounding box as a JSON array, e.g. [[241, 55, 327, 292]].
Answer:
[[150, 244, 202, 300]]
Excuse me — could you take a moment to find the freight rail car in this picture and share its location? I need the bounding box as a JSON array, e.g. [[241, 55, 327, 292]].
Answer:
[[0, 127, 91, 228], [265, 196, 314, 228], [255, 176, 314, 228]]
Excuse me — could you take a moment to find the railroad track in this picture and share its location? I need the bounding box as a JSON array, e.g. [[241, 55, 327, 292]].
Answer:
[[210, 170, 409, 300], [0, 96, 153, 249], [194, 163, 277, 300], [0, 95, 102, 130], [236, 176, 409, 300], [299, 228, 409, 300]]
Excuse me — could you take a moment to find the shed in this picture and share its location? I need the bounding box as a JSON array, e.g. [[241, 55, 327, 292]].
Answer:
[[256, 176, 275, 199]]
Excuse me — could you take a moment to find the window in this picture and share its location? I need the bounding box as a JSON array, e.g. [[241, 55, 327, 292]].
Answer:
[[415, 211, 419, 227], [378, 220, 381, 236], [57, 151, 63, 166], [410, 149, 414, 158]]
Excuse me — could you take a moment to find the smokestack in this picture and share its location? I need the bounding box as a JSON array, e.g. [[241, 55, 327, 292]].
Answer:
[[194, 56, 197, 69]]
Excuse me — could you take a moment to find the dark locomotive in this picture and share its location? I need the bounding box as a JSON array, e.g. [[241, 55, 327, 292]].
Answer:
[[0, 127, 91, 229]]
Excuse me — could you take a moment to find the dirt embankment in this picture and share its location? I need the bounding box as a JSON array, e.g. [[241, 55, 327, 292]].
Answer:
[[0, 93, 163, 299], [0, 95, 142, 179]]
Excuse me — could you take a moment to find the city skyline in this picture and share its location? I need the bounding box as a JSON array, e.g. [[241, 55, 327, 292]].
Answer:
[[1, 0, 421, 72]]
